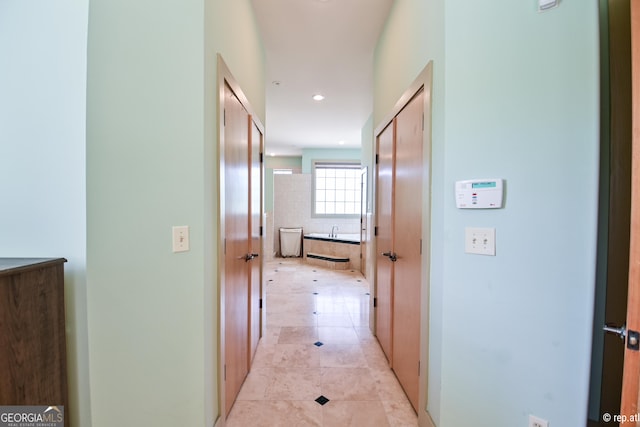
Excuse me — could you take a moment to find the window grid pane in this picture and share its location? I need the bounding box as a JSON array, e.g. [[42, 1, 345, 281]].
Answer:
[[314, 163, 361, 216]]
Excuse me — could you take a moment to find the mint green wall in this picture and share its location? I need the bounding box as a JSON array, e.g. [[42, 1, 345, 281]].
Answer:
[[375, 1, 599, 426], [266, 156, 304, 169], [0, 3, 90, 427], [301, 148, 362, 173], [87, 1, 264, 426]]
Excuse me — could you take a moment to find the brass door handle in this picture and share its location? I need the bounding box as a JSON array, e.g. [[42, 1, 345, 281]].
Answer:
[[244, 253, 259, 262], [382, 251, 398, 262]]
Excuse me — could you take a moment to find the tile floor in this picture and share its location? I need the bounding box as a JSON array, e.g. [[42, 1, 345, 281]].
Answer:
[[226, 258, 418, 427]]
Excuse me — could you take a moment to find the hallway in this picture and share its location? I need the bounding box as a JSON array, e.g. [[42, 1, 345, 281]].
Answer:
[[226, 259, 418, 426]]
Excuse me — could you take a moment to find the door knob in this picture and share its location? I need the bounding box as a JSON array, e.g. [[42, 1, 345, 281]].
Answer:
[[244, 253, 259, 262], [603, 323, 626, 340], [381, 251, 398, 262], [603, 323, 640, 349]]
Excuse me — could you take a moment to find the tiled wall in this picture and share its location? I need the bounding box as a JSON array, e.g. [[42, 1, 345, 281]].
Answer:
[[272, 174, 360, 256], [264, 212, 275, 261]]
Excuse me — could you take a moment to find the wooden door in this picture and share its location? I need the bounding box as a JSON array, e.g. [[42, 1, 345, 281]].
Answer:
[[375, 88, 424, 412], [619, 0, 640, 421], [392, 89, 424, 412], [248, 119, 262, 364], [224, 83, 250, 416], [376, 121, 396, 363]]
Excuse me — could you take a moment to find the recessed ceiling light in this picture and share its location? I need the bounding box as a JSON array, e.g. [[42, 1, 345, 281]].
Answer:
[[272, 80, 281, 86], [338, 140, 345, 145], [312, 94, 325, 101]]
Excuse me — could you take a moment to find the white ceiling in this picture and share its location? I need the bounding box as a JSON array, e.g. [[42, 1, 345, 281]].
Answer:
[[251, 0, 394, 156]]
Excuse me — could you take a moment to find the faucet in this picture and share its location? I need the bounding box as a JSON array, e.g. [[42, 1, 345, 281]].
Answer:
[[330, 225, 338, 238]]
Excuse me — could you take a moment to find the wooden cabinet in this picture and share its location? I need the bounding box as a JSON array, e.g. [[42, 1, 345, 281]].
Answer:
[[0, 258, 68, 419]]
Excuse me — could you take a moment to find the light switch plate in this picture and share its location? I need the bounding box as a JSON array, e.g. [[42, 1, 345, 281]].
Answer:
[[465, 227, 496, 256], [172, 226, 190, 253]]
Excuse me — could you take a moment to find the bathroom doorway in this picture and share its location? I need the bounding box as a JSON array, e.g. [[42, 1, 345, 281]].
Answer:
[[269, 157, 364, 264]]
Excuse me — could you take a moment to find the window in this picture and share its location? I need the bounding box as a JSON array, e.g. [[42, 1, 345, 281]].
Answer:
[[313, 161, 361, 216]]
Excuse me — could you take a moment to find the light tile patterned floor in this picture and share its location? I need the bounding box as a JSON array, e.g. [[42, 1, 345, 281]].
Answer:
[[226, 258, 418, 427]]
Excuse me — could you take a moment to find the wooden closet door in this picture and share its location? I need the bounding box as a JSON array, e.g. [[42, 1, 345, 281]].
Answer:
[[392, 89, 424, 412], [224, 83, 250, 416], [376, 120, 396, 363]]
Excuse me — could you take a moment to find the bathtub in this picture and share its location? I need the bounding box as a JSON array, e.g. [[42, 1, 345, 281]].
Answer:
[[303, 233, 361, 270]]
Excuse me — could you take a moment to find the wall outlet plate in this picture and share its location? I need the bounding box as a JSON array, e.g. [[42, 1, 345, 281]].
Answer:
[[529, 415, 549, 427], [464, 227, 496, 256]]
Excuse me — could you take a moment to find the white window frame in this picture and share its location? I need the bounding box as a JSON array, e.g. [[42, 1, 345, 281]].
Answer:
[[312, 160, 362, 217]]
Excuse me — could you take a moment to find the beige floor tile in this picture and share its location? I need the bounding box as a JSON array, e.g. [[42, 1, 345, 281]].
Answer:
[[319, 344, 367, 368], [267, 311, 317, 327], [271, 343, 322, 368], [361, 341, 391, 370], [318, 326, 360, 345], [277, 326, 319, 344], [354, 326, 377, 342], [275, 282, 318, 293], [371, 368, 409, 401], [227, 400, 322, 427], [236, 368, 272, 400], [265, 367, 322, 400], [261, 326, 281, 344], [322, 401, 391, 427], [349, 309, 370, 326], [381, 400, 419, 427], [320, 367, 379, 401], [268, 293, 317, 313], [249, 343, 275, 370], [316, 313, 354, 327], [315, 298, 348, 314]]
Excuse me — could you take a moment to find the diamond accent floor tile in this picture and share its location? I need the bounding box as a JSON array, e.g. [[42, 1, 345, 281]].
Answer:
[[315, 395, 330, 406]]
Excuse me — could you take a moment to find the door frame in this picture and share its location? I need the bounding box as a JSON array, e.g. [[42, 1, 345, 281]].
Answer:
[[373, 61, 434, 427], [588, 1, 633, 424], [620, 0, 640, 419], [216, 54, 265, 424], [249, 119, 264, 365]]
